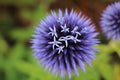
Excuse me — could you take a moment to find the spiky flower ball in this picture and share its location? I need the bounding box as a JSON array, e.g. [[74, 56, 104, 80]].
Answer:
[[31, 9, 99, 78], [100, 2, 120, 39]]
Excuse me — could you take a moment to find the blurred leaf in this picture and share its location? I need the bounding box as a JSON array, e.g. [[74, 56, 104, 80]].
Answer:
[[0, 0, 36, 5], [0, 53, 5, 68], [5, 65, 18, 80], [32, 3, 47, 24], [25, 49, 34, 62], [109, 40, 120, 57], [32, 0, 55, 24], [95, 44, 113, 55], [113, 64, 120, 80], [28, 76, 37, 80], [73, 65, 100, 80], [0, 19, 15, 34], [95, 59, 114, 80], [9, 43, 26, 60], [10, 28, 33, 41], [95, 44, 115, 80], [13, 60, 57, 80], [19, 10, 33, 20], [0, 35, 8, 53], [0, 0, 55, 5]]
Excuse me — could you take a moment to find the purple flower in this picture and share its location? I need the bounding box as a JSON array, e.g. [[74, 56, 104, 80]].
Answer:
[[31, 9, 99, 78], [100, 2, 120, 40]]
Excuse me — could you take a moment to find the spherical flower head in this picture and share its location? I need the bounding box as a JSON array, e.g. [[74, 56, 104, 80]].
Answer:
[[100, 2, 120, 40], [31, 9, 99, 78]]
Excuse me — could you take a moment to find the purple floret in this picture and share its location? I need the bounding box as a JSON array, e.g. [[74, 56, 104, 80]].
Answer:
[[31, 9, 99, 78], [100, 2, 120, 40]]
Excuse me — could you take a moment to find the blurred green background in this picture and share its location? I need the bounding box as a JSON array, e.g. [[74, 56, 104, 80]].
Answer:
[[0, 0, 120, 80]]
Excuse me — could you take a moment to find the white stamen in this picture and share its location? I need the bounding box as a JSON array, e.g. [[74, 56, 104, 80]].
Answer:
[[57, 17, 64, 24], [70, 35, 81, 43], [57, 46, 64, 54], [71, 26, 81, 35], [61, 24, 69, 33], [48, 25, 58, 37], [48, 37, 61, 49], [59, 36, 71, 47]]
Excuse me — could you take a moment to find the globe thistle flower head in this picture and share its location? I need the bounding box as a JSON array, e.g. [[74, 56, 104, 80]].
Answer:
[[31, 9, 99, 78], [100, 2, 120, 40]]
